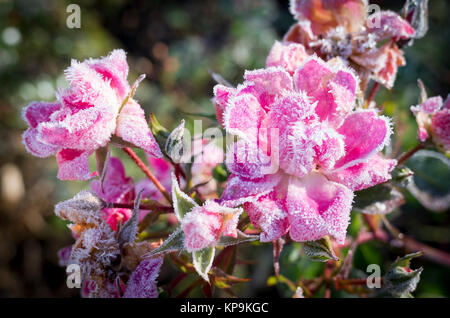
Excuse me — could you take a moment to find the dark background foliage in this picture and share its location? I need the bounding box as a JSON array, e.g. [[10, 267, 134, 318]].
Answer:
[[0, 0, 448, 297]]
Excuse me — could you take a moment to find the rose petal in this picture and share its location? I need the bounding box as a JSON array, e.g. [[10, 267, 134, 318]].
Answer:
[[286, 172, 353, 243], [220, 173, 282, 207], [327, 154, 397, 191], [224, 93, 267, 143], [213, 85, 236, 126], [266, 41, 309, 75], [367, 11, 415, 41], [86, 49, 130, 99], [244, 193, 289, 242], [116, 99, 162, 158], [56, 149, 93, 180], [334, 110, 391, 170], [243, 67, 293, 111], [293, 57, 357, 127], [289, 0, 367, 35]]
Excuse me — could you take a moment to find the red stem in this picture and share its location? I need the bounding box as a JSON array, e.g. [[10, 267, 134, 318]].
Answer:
[[123, 147, 172, 203], [396, 143, 425, 166]]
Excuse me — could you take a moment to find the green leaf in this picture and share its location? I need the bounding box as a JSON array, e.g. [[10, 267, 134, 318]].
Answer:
[[217, 230, 259, 247], [164, 120, 188, 163], [193, 246, 215, 282], [144, 228, 185, 257], [390, 166, 414, 188], [406, 150, 450, 211], [391, 251, 423, 269], [303, 237, 339, 262], [354, 184, 405, 215], [212, 164, 229, 183], [385, 252, 423, 298], [149, 113, 170, 151], [171, 172, 198, 221], [118, 190, 143, 249]]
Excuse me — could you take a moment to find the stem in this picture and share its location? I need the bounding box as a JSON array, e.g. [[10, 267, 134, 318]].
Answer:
[[366, 82, 381, 106], [108, 202, 173, 212], [396, 143, 425, 166], [123, 147, 172, 203]]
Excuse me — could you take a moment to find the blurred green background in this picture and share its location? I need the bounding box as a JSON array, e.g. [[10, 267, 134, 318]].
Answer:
[[0, 0, 448, 297]]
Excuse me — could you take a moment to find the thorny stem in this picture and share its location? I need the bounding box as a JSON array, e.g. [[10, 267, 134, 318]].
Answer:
[[396, 143, 425, 166], [123, 147, 172, 203]]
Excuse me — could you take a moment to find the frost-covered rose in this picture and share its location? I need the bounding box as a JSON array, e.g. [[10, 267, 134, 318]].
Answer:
[[284, 0, 415, 90], [411, 94, 450, 154], [21, 49, 162, 180], [180, 200, 242, 252], [216, 57, 396, 243]]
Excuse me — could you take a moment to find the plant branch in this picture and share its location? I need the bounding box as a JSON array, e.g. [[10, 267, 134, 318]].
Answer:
[[396, 143, 425, 166], [123, 147, 172, 203]]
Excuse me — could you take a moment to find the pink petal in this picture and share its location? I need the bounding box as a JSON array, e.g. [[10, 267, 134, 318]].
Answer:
[[220, 173, 282, 207], [123, 257, 163, 298], [22, 101, 61, 128], [224, 93, 267, 143], [431, 108, 450, 152], [411, 96, 443, 115], [147, 157, 172, 181], [22, 128, 60, 158], [213, 85, 235, 126], [225, 140, 276, 179], [266, 41, 309, 75], [91, 157, 135, 203], [367, 11, 415, 41], [334, 110, 391, 170], [373, 44, 405, 90], [279, 121, 317, 179], [327, 154, 397, 191], [39, 104, 117, 151], [63, 61, 120, 113], [286, 173, 353, 244], [293, 57, 357, 127], [289, 0, 367, 35], [116, 99, 162, 158], [86, 49, 130, 99], [268, 91, 317, 129], [243, 67, 293, 110], [56, 149, 93, 180], [181, 206, 223, 252], [244, 193, 289, 242]]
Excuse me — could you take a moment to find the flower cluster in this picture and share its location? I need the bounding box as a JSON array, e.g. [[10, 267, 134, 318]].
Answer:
[[20, 0, 446, 299]]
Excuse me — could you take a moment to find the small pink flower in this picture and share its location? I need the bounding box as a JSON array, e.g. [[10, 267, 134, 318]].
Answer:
[[22, 49, 162, 180], [217, 56, 395, 244], [181, 200, 242, 252], [411, 94, 450, 153], [123, 257, 163, 298]]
